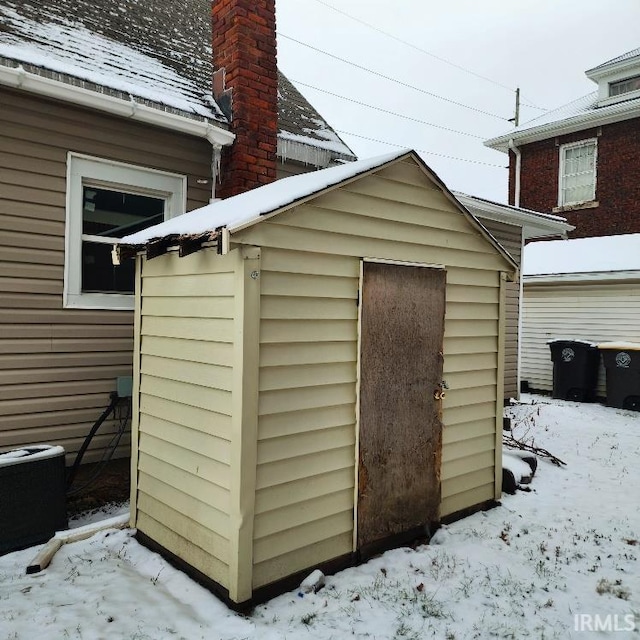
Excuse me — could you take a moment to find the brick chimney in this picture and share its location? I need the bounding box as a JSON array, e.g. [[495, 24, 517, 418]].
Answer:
[[212, 0, 278, 199]]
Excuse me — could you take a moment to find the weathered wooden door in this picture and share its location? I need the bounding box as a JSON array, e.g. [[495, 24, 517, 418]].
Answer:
[[357, 261, 445, 556]]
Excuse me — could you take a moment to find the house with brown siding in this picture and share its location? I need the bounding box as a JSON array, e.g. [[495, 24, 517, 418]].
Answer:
[[0, 0, 355, 463]]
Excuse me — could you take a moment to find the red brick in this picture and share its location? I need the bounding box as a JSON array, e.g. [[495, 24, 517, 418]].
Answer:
[[213, 0, 278, 199], [511, 118, 640, 238]]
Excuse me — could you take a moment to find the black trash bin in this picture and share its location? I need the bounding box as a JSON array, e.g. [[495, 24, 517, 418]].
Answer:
[[598, 342, 640, 411], [0, 445, 67, 554], [548, 339, 600, 402]]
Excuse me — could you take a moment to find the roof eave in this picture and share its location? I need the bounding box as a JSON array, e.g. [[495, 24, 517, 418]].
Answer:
[[0, 60, 235, 147], [226, 150, 518, 275], [407, 159, 519, 275], [227, 151, 415, 238], [586, 54, 640, 81], [484, 100, 640, 153], [118, 150, 519, 276], [524, 270, 640, 285], [118, 150, 415, 252], [454, 193, 574, 240], [276, 136, 357, 168]]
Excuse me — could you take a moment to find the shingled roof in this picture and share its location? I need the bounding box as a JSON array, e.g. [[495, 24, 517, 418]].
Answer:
[[0, 0, 355, 161], [277, 72, 356, 163], [485, 46, 640, 153], [586, 47, 640, 75]]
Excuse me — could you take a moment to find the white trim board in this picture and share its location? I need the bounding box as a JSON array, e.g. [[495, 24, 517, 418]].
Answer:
[[64, 153, 187, 310], [0, 63, 235, 147]]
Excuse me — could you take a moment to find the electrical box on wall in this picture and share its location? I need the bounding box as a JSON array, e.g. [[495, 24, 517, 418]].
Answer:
[[116, 376, 133, 398]]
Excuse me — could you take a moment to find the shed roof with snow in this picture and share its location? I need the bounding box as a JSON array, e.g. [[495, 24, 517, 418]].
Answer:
[[121, 150, 517, 268], [124, 150, 516, 607]]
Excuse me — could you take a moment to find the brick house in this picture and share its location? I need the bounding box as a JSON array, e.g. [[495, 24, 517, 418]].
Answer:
[[0, 0, 355, 463], [485, 48, 640, 239]]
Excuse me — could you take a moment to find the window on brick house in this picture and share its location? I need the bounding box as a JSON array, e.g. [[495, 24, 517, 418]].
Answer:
[[65, 154, 186, 310], [558, 139, 597, 206], [609, 74, 640, 97]]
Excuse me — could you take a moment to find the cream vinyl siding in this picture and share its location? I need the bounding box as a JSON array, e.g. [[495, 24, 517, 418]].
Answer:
[[0, 88, 211, 463], [252, 249, 359, 588], [521, 281, 640, 397], [134, 250, 237, 590], [479, 219, 523, 401], [233, 159, 509, 587]]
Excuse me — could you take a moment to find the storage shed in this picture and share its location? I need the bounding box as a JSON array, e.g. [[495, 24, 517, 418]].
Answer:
[[521, 234, 640, 397], [118, 150, 517, 607]]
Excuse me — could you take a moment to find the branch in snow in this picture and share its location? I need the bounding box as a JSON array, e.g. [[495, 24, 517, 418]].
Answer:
[[503, 432, 567, 467], [504, 402, 567, 467]]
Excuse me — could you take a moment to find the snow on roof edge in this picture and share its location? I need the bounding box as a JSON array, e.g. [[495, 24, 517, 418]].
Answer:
[[587, 47, 640, 74], [485, 92, 599, 147], [0, 25, 225, 121], [278, 130, 356, 158], [121, 150, 412, 245], [487, 92, 640, 153], [453, 191, 571, 224], [120, 148, 518, 273]]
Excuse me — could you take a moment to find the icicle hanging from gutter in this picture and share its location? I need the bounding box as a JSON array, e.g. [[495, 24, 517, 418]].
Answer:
[[278, 138, 336, 168]]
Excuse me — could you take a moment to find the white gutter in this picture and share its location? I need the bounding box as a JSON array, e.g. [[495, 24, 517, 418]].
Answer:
[[486, 98, 640, 153], [524, 270, 640, 285], [0, 63, 235, 148], [454, 193, 573, 239], [508, 139, 521, 208], [586, 53, 640, 81]]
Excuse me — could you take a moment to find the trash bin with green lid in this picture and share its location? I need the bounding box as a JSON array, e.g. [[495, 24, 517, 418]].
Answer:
[[548, 339, 599, 402], [598, 342, 640, 411]]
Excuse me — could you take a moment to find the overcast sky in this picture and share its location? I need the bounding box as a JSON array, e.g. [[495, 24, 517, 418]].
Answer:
[[275, 0, 639, 204]]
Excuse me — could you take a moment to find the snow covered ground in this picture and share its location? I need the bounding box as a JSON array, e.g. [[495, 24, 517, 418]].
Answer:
[[1, 395, 638, 639]]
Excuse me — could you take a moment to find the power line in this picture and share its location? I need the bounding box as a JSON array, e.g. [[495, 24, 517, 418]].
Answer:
[[277, 32, 509, 121], [289, 78, 486, 139], [334, 129, 507, 168], [308, 0, 547, 112]]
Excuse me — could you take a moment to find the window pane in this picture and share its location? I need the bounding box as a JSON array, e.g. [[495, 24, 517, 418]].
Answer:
[[82, 241, 135, 293], [564, 174, 578, 189], [610, 75, 640, 97], [567, 184, 589, 203], [82, 187, 164, 239], [564, 155, 575, 174], [81, 186, 164, 294], [561, 142, 596, 205], [577, 154, 589, 173]]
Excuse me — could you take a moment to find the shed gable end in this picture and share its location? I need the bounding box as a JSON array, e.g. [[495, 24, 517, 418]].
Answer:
[[231, 156, 506, 590], [234, 156, 514, 274]]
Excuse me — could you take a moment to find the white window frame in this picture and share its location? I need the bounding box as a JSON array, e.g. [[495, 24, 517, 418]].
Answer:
[[609, 74, 640, 98], [557, 139, 597, 207], [64, 153, 186, 310]]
